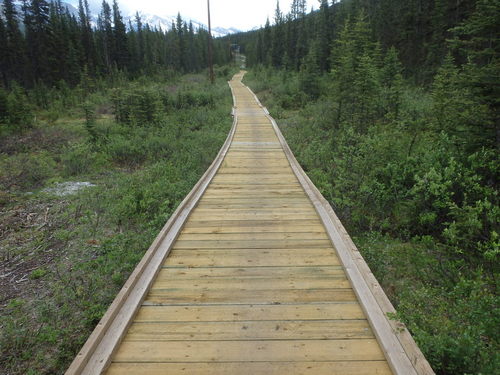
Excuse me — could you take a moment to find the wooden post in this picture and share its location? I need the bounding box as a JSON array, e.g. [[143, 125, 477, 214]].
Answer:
[[207, 0, 215, 84]]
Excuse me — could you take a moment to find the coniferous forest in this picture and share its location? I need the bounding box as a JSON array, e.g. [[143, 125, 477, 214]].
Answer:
[[0, 0, 498, 374], [0, 0, 230, 88]]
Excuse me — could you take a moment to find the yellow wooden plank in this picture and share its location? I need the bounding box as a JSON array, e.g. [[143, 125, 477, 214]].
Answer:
[[151, 277, 350, 291], [223, 155, 289, 160], [187, 213, 320, 221], [198, 197, 311, 203], [201, 191, 307, 199], [221, 159, 289, 165], [163, 251, 340, 267], [134, 302, 366, 322], [106, 361, 392, 375], [195, 202, 315, 209], [204, 184, 303, 190], [217, 167, 293, 174], [181, 224, 324, 234], [172, 239, 333, 249], [156, 266, 345, 279], [144, 288, 356, 305], [176, 232, 329, 241], [124, 320, 373, 341], [209, 180, 301, 186], [183, 219, 323, 228], [112, 339, 385, 362], [193, 207, 317, 214]]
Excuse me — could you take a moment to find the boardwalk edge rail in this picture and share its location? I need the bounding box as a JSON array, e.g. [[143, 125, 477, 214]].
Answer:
[[65, 81, 240, 375], [241, 81, 434, 375]]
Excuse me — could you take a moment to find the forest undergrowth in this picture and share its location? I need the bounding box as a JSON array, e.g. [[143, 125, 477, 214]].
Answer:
[[0, 66, 235, 375]]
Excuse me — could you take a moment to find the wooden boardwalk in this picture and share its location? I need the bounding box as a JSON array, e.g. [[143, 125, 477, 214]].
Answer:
[[67, 73, 433, 375]]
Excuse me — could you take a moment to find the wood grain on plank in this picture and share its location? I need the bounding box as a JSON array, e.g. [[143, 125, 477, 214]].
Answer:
[[156, 265, 345, 279], [124, 320, 374, 341], [106, 361, 392, 375], [112, 339, 386, 362], [134, 303, 366, 322], [176, 232, 329, 241], [144, 288, 356, 305], [151, 277, 350, 291], [172, 239, 333, 249]]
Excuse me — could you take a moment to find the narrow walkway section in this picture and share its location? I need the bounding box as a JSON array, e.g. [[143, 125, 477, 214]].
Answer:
[[104, 73, 393, 374]]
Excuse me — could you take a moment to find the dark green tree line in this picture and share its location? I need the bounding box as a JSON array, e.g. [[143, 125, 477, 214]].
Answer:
[[0, 0, 231, 89]]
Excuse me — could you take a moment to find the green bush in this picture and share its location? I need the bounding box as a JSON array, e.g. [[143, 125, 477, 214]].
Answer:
[[0, 152, 57, 190], [111, 87, 163, 126], [106, 135, 148, 166], [356, 234, 499, 375], [62, 143, 108, 176], [0, 84, 34, 133]]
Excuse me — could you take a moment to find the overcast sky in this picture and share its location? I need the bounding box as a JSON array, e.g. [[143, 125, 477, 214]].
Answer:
[[72, 0, 312, 30]]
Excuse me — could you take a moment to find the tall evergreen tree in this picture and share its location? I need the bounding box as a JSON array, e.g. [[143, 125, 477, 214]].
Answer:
[[3, 0, 26, 84], [290, 0, 306, 20], [381, 46, 404, 118], [431, 54, 494, 151], [97, 0, 113, 71], [78, 0, 96, 70], [262, 18, 272, 65], [0, 17, 7, 87], [317, 0, 331, 72], [135, 12, 144, 64], [23, 0, 51, 84], [299, 41, 321, 99], [112, 0, 128, 69], [271, 1, 285, 67]]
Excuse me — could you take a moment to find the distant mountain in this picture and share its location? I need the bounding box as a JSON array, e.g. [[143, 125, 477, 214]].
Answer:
[[122, 12, 241, 38]]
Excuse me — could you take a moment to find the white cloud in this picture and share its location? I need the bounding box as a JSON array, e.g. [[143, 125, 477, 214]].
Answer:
[[71, 0, 309, 31]]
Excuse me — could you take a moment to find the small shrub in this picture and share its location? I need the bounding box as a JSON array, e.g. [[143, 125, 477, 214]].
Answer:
[[106, 135, 147, 166], [111, 87, 163, 126], [0, 84, 34, 132], [0, 152, 57, 190], [62, 143, 107, 177]]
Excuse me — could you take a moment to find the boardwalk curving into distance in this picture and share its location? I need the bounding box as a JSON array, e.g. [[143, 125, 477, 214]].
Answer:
[[67, 72, 434, 375]]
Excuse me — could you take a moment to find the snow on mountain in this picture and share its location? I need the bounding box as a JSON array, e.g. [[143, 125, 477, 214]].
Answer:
[[123, 12, 241, 37]]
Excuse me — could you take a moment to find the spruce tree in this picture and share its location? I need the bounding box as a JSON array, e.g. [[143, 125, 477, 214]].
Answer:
[[295, 17, 308, 70], [23, 0, 51, 84], [271, 1, 285, 67], [97, 0, 113, 71], [78, 0, 96, 71], [432, 54, 495, 151], [299, 42, 321, 99], [135, 12, 144, 66], [317, 0, 331, 72], [381, 46, 403, 118], [353, 53, 381, 127], [262, 18, 272, 65], [3, 0, 25, 85], [0, 18, 7, 87], [112, 0, 128, 69]]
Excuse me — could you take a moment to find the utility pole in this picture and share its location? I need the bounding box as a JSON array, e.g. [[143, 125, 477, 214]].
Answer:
[[207, 0, 215, 84]]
